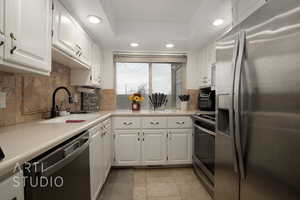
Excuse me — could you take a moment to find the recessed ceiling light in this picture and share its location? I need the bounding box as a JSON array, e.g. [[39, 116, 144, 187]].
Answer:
[[213, 18, 224, 26], [87, 15, 102, 24], [166, 43, 175, 48], [130, 43, 139, 47]]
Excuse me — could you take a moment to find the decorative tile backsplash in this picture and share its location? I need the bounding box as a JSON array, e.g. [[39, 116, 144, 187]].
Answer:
[[0, 62, 81, 127], [81, 91, 100, 112]]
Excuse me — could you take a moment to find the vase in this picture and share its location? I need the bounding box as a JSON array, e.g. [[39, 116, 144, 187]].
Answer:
[[132, 102, 140, 111], [181, 101, 188, 111]]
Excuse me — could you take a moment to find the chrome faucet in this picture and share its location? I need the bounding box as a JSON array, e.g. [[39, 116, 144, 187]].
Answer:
[[51, 87, 74, 118]]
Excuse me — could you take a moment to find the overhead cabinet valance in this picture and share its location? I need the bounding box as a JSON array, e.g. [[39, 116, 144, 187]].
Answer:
[[114, 54, 187, 63]]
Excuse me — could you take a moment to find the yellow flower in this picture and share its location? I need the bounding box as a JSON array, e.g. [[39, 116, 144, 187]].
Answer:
[[128, 95, 144, 102], [128, 96, 134, 101]]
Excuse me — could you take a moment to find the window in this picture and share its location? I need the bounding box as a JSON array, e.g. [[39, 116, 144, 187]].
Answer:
[[116, 62, 185, 110]]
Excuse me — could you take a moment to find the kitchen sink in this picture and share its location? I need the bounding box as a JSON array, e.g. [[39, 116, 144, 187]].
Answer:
[[39, 114, 101, 124]]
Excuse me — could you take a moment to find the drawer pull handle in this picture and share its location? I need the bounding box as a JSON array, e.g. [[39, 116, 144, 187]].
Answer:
[[12, 198, 17, 200], [10, 46, 17, 54], [123, 122, 133, 125], [176, 121, 185, 125], [150, 122, 159, 125]]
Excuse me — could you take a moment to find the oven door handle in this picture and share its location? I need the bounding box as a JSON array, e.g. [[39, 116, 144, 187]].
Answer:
[[193, 124, 216, 136]]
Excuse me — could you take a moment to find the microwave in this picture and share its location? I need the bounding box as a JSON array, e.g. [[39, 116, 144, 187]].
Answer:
[[198, 88, 215, 111]]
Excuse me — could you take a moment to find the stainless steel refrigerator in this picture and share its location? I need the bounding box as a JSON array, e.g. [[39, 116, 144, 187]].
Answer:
[[215, 0, 300, 200]]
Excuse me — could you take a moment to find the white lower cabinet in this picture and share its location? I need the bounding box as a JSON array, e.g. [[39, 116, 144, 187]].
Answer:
[[0, 171, 24, 200], [103, 124, 112, 177], [89, 120, 112, 200], [113, 116, 193, 166], [168, 129, 192, 164], [89, 125, 104, 200], [142, 130, 167, 165], [114, 130, 141, 166]]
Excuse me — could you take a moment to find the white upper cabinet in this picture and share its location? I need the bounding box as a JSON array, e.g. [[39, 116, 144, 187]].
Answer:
[[142, 130, 167, 165], [76, 27, 92, 67], [168, 129, 192, 164], [232, 0, 268, 25], [0, 0, 4, 60], [0, 0, 52, 75], [198, 42, 216, 88], [71, 43, 102, 87], [52, 0, 78, 57], [92, 44, 102, 86], [52, 0, 92, 69]]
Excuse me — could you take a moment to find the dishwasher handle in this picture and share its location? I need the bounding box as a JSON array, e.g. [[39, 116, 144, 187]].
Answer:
[[35, 132, 90, 177]]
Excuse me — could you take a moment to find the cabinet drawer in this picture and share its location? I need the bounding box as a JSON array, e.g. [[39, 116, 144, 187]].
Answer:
[[142, 117, 167, 129], [113, 117, 141, 129], [167, 117, 192, 129]]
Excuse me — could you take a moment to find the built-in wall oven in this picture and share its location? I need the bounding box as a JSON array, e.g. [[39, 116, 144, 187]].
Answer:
[[192, 114, 215, 196]]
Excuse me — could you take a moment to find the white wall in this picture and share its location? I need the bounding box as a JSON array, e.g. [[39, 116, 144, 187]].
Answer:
[[101, 49, 115, 89]]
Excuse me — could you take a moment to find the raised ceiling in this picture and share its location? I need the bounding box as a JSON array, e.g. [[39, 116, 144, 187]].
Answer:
[[62, 0, 232, 52], [109, 0, 204, 23]]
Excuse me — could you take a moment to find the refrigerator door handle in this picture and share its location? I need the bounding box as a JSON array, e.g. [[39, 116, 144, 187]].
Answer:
[[230, 35, 240, 174], [234, 30, 247, 179]]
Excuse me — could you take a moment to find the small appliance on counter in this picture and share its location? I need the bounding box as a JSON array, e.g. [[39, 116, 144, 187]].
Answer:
[[198, 87, 215, 111], [0, 147, 5, 161]]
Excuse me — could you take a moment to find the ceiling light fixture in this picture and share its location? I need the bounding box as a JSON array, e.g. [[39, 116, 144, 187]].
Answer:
[[166, 43, 175, 48], [130, 43, 139, 47], [87, 15, 102, 24], [213, 18, 224, 26]]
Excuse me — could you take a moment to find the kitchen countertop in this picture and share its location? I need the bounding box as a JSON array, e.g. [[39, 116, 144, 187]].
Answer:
[[0, 110, 208, 179]]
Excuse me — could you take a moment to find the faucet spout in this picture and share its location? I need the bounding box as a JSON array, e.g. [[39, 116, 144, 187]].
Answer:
[[51, 87, 74, 118]]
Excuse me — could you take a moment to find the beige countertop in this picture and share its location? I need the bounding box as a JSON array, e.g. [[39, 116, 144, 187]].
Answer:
[[0, 109, 209, 179]]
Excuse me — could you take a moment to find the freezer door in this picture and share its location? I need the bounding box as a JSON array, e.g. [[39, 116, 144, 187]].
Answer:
[[214, 31, 240, 200], [238, 1, 300, 199]]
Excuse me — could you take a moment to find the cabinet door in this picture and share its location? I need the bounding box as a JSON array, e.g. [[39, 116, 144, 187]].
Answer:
[[103, 129, 112, 177], [91, 44, 101, 85], [76, 27, 92, 67], [142, 130, 167, 165], [114, 130, 141, 166], [168, 129, 192, 164], [0, 0, 4, 59], [0, 171, 24, 200], [4, 0, 51, 73], [53, 0, 77, 57], [90, 129, 104, 200]]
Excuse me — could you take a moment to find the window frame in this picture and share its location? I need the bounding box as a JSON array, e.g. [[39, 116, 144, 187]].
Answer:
[[114, 62, 185, 109]]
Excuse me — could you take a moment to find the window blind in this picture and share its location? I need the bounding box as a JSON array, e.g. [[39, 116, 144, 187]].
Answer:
[[113, 53, 187, 63]]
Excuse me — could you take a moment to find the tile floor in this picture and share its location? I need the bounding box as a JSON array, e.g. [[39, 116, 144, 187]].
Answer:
[[97, 167, 212, 200]]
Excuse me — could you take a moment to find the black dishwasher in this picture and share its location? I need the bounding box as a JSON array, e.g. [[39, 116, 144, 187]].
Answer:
[[24, 131, 90, 200]]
